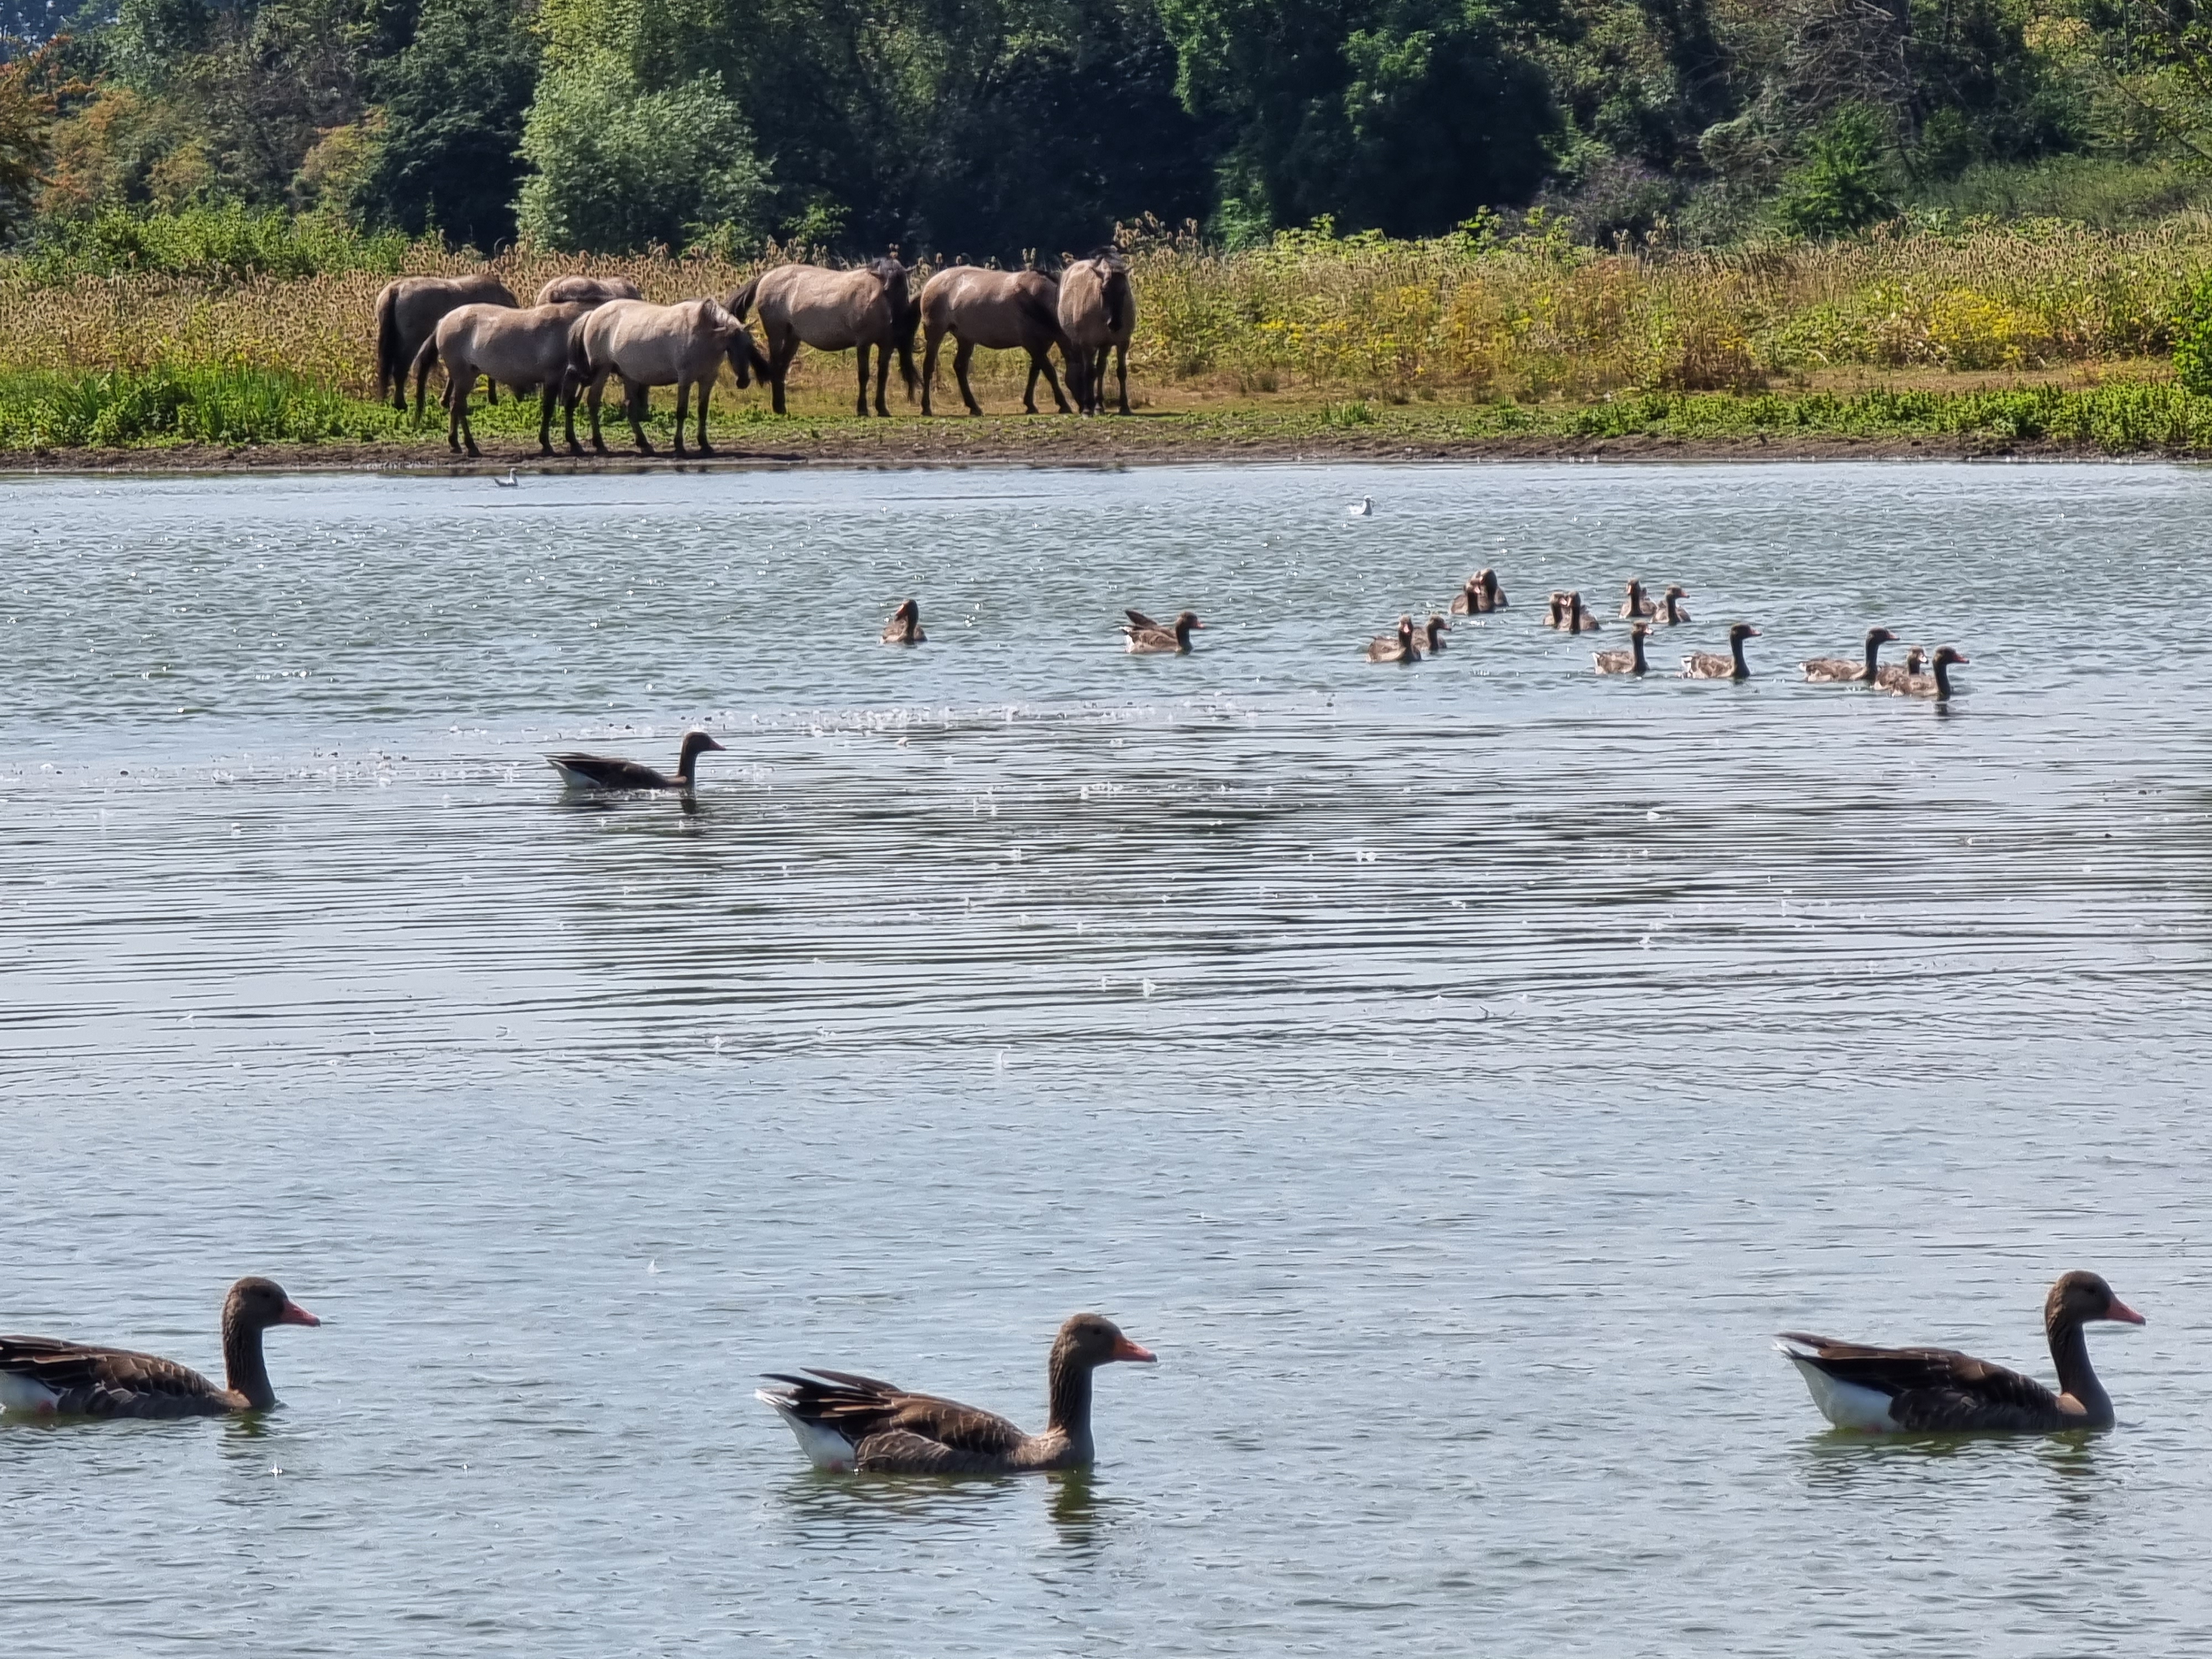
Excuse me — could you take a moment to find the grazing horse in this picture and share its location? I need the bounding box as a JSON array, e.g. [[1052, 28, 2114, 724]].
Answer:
[[411, 301, 597, 458], [534, 275, 644, 306], [725, 259, 920, 418], [374, 273, 518, 410], [571, 298, 770, 457], [917, 267, 1074, 416], [1059, 252, 1135, 415]]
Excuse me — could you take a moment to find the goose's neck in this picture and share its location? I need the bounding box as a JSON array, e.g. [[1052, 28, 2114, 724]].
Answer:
[[1630, 633, 1646, 671], [1730, 637, 1749, 676], [2048, 1313, 2113, 1428], [1931, 660, 1953, 697], [222, 1314, 276, 1411], [1046, 1353, 1095, 1461], [676, 745, 702, 782], [1863, 637, 1884, 676]]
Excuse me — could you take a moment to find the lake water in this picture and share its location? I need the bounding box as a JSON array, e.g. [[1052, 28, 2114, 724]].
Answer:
[[2, 460, 2208, 1656]]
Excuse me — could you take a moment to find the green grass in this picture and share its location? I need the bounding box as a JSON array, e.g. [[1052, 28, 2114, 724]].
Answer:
[[1912, 158, 2212, 233], [0, 363, 405, 448], [11, 205, 417, 284]]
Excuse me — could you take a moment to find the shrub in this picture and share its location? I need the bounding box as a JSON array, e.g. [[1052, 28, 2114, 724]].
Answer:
[[2172, 270, 2212, 395], [1775, 107, 1898, 241]]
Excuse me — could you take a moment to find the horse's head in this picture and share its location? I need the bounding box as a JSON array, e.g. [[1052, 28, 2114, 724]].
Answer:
[[716, 311, 768, 387]]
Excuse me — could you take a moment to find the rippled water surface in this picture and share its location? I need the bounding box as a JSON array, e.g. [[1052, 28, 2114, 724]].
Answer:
[[3, 461, 2209, 1655]]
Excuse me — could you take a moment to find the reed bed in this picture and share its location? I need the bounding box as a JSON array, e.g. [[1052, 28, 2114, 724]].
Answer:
[[1, 219, 2209, 424]]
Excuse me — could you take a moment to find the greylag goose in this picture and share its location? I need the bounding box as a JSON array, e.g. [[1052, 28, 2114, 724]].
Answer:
[[0, 1277, 319, 1418], [1420, 613, 1451, 654], [1594, 623, 1649, 675], [1872, 645, 1926, 692], [1653, 585, 1691, 625], [1542, 591, 1569, 629], [1366, 614, 1421, 663], [1886, 644, 1968, 699], [1778, 1271, 2143, 1432], [1451, 568, 1506, 614], [880, 598, 925, 644], [548, 729, 724, 791], [1682, 623, 1759, 680], [1123, 608, 1204, 654], [1802, 627, 1897, 684], [1561, 591, 1603, 633], [758, 1313, 1156, 1473], [1620, 579, 1658, 619]]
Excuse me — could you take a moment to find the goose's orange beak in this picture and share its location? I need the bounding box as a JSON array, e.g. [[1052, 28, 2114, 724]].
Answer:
[[1110, 1336, 1157, 1363], [280, 1302, 321, 1328], [2106, 1298, 2145, 1326]]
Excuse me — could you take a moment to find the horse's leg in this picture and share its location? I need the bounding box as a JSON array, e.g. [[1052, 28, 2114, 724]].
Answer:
[[1038, 348, 1072, 415], [537, 383, 556, 456], [1114, 343, 1130, 415], [921, 328, 943, 416], [588, 369, 611, 455], [695, 378, 714, 456], [562, 368, 583, 455], [1021, 352, 1040, 415], [627, 380, 655, 455], [672, 379, 691, 458], [854, 344, 870, 418], [770, 326, 797, 416], [954, 340, 983, 416], [873, 338, 891, 418]]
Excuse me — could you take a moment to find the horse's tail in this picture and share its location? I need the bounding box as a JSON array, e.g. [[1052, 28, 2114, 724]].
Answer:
[[375, 285, 402, 406], [407, 332, 441, 422], [1102, 265, 1133, 339], [882, 265, 921, 398], [726, 275, 760, 321]]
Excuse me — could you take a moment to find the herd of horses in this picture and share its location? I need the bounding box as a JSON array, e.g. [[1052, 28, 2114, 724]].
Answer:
[[371, 255, 1137, 457]]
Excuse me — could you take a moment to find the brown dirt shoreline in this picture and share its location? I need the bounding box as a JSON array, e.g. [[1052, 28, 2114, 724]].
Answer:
[[0, 425, 2127, 475]]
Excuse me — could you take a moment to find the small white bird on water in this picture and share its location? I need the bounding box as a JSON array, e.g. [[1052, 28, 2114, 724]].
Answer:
[[1348, 495, 1373, 517], [494, 468, 520, 488]]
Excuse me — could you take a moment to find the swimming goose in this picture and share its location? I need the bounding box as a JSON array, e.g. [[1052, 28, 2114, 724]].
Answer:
[[1451, 569, 1506, 615], [0, 1277, 319, 1418], [1367, 614, 1421, 663], [1802, 627, 1897, 684], [493, 468, 520, 488], [1682, 623, 1759, 680], [880, 598, 925, 645], [1620, 580, 1658, 619], [1123, 609, 1204, 654], [1562, 591, 1603, 633], [1887, 644, 1969, 699], [1872, 645, 1926, 692], [1420, 614, 1451, 654], [1653, 585, 1691, 626], [1348, 495, 1374, 518], [548, 729, 724, 791], [1778, 1271, 2143, 1432], [1594, 623, 1649, 675], [1542, 591, 1569, 629], [758, 1313, 1156, 1473]]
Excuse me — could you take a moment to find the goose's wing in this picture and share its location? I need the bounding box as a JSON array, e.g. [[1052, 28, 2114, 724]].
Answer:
[[1801, 656, 1860, 681], [547, 753, 669, 790], [763, 1369, 1029, 1460], [852, 1427, 1024, 1474], [0, 1335, 226, 1416], [1124, 609, 1161, 633], [1777, 1333, 2065, 1431]]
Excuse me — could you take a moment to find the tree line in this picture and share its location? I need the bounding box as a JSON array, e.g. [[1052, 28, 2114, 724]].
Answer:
[[0, 0, 2209, 262]]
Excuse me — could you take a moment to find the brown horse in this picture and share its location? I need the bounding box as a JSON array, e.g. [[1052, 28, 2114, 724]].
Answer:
[[918, 267, 1073, 416], [374, 273, 518, 410], [1059, 252, 1134, 415], [534, 275, 644, 306], [411, 301, 598, 457], [726, 259, 919, 417], [571, 298, 770, 457]]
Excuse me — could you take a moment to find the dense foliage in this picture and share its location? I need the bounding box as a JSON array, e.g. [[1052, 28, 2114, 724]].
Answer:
[[0, 0, 2210, 259]]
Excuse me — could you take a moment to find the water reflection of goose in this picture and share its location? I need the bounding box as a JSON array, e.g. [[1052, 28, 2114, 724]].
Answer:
[[547, 728, 724, 791], [1778, 1271, 2143, 1432], [0, 1277, 319, 1418], [1802, 627, 1897, 684], [1123, 608, 1204, 654], [1682, 622, 1760, 680], [1594, 623, 1649, 675], [1885, 644, 1969, 700], [1367, 615, 1420, 663], [757, 1313, 1156, 1473], [879, 597, 925, 644]]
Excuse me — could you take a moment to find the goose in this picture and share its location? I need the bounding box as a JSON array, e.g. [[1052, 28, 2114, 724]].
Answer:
[[1887, 644, 1969, 700], [1562, 591, 1603, 633], [1420, 614, 1451, 654], [758, 1313, 1156, 1473], [1682, 623, 1760, 680], [880, 598, 925, 645], [493, 468, 520, 488], [1594, 623, 1649, 675], [1366, 614, 1421, 663], [1451, 569, 1506, 615], [1802, 627, 1897, 684], [547, 728, 724, 791], [1872, 645, 1927, 692], [1778, 1271, 2143, 1432], [1123, 608, 1205, 654], [1653, 585, 1691, 626], [1348, 495, 1374, 518], [0, 1277, 320, 1418], [1541, 591, 1571, 629], [1620, 579, 1658, 620]]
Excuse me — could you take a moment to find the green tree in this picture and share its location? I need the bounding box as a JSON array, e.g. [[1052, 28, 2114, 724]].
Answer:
[[1773, 101, 1895, 235], [357, 0, 538, 248]]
